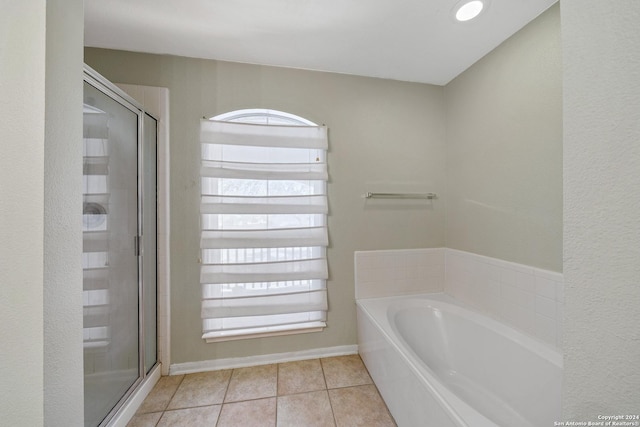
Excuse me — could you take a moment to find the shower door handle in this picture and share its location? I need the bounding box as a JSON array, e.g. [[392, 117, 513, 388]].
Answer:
[[134, 235, 142, 256]]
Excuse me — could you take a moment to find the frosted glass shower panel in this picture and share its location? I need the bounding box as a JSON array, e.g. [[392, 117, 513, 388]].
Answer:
[[83, 82, 140, 427]]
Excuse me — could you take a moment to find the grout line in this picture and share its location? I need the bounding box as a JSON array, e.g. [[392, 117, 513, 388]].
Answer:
[[319, 357, 338, 426], [318, 357, 329, 391], [162, 403, 222, 412], [326, 388, 338, 427], [276, 388, 328, 398], [326, 383, 373, 391], [275, 363, 279, 427], [220, 368, 234, 405], [165, 375, 186, 411], [215, 369, 234, 427], [152, 374, 187, 426], [213, 402, 221, 427]]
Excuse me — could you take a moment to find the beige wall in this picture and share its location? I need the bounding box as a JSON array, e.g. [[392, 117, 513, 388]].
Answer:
[[84, 50, 447, 363], [444, 4, 563, 272], [44, 0, 85, 424], [0, 2, 46, 424], [562, 0, 640, 418], [0, 0, 84, 425]]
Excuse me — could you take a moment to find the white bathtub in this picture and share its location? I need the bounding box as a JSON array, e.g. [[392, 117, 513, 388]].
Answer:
[[357, 293, 562, 427]]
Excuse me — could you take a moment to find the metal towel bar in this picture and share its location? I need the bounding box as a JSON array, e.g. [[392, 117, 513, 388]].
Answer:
[[364, 192, 437, 200]]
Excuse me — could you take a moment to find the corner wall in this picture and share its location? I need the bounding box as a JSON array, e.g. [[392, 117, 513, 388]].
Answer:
[[562, 0, 640, 418], [44, 0, 85, 424], [1, 2, 84, 424], [0, 2, 47, 425], [444, 4, 562, 272]]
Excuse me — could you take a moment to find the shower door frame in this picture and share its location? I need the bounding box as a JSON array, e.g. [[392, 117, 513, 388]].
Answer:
[[83, 65, 159, 427]]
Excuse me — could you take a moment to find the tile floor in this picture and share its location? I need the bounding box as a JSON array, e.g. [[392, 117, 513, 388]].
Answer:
[[128, 354, 396, 427]]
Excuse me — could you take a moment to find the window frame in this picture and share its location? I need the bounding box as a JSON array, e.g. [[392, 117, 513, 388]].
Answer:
[[200, 109, 329, 343]]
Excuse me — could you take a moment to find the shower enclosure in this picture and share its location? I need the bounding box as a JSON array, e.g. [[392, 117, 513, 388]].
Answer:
[[83, 66, 158, 427]]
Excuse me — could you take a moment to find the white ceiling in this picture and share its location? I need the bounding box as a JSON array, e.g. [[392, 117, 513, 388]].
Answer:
[[84, 0, 557, 86]]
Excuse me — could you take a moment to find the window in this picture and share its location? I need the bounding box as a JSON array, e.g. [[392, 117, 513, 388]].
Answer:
[[199, 109, 329, 342]]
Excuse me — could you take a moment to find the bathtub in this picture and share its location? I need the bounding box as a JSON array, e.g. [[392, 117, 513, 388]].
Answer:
[[357, 293, 562, 427]]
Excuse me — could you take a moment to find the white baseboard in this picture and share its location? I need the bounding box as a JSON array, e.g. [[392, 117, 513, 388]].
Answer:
[[169, 345, 358, 376]]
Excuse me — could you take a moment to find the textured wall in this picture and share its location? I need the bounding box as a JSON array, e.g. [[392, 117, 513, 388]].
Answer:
[[0, 2, 46, 425], [445, 5, 562, 272], [562, 0, 640, 419], [44, 0, 85, 424], [84, 49, 447, 364], [0, 2, 84, 424]]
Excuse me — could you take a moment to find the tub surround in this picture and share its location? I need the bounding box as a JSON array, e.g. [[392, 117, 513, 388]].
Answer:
[[357, 294, 562, 426], [357, 297, 460, 427], [355, 248, 564, 426], [355, 248, 445, 300], [445, 249, 563, 349], [355, 248, 564, 350]]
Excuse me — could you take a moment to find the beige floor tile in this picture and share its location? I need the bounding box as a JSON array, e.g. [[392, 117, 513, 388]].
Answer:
[[157, 405, 221, 427], [167, 370, 231, 410], [224, 364, 277, 403], [329, 385, 396, 427], [320, 355, 372, 389], [217, 397, 276, 427], [277, 390, 335, 427], [278, 359, 326, 396], [137, 375, 184, 414], [127, 411, 163, 427]]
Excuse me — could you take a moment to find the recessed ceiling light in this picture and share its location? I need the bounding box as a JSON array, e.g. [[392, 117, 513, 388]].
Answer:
[[455, 0, 485, 22]]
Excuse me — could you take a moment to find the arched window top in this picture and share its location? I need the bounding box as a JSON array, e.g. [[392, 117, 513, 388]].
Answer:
[[211, 108, 317, 126]]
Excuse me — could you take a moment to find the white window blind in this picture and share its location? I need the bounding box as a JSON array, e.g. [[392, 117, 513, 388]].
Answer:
[[199, 113, 329, 342]]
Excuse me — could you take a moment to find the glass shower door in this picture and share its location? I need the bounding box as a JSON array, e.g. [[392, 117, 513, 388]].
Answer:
[[83, 81, 141, 427]]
